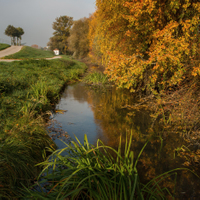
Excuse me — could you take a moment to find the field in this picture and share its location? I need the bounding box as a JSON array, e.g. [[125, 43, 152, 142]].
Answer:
[[0, 57, 87, 198], [3, 46, 55, 59], [0, 43, 10, 51]]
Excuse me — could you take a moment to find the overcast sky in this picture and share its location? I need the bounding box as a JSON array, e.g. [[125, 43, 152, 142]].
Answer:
[[0, 0, 96, 47]]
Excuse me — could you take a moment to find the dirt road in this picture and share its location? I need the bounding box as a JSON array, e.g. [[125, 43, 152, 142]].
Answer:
[[0, 46, 23, 58]]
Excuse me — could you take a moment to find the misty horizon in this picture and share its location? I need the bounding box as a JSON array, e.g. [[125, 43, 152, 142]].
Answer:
[[0, 0, 95, 47]]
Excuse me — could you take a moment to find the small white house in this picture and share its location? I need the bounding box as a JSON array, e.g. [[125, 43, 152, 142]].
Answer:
[[53, 48, 59, 55]]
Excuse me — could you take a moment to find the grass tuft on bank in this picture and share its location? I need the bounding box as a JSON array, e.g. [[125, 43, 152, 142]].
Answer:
[[3, 46, 54, 59], [23, 134, 192, 199], [0, 58, 87, 198], [83, 71, 110, 86]]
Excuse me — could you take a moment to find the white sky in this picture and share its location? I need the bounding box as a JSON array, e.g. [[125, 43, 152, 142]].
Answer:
[[0, 0, 96, 47]]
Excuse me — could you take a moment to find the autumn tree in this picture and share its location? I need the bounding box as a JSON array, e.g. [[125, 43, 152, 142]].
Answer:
[[48, 15, 73, 55], [88, 12, 103, 64], [67, 17, 90, 58], [90, 0, 200, 92]]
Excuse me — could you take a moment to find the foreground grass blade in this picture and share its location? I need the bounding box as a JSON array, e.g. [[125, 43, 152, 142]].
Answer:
[[21, 134, 196, 199]]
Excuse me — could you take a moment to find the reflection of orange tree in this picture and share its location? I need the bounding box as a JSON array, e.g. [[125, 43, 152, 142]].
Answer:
[[85, 86, 152, 146], [138, 135, 200, 198], [149, 83, 200, 170]]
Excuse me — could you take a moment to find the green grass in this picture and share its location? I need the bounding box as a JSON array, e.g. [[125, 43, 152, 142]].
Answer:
[[0, 58, 87, 198], [83, 71, 110, 85], [0, 43, 10, 51], [3, 46, 54, 59], [22, 134, 190, 199]]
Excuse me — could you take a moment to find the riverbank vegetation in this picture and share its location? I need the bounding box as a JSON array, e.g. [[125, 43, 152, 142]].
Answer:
[[0, 58, 87, 198], [88, 0, 200, 91], [83, 71, 109, 86], [0, 43, 10, 51], [3, 46, 55, 59], [23, 134, 190, 199]]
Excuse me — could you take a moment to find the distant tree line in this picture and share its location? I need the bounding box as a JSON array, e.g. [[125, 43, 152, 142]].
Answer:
[[4, 25, 24, 46], [47, 15, 90, 58], [68, 17, 90, 58]]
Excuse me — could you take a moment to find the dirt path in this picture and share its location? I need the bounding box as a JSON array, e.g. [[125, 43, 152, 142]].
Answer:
[[0, 46, 23, 58]]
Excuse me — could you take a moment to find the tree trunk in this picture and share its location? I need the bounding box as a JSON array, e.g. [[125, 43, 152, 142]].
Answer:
[[13, 37, 16, 45]]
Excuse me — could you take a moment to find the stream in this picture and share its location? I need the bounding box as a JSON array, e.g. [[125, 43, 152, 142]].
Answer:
[[48, 81, 200, 199]]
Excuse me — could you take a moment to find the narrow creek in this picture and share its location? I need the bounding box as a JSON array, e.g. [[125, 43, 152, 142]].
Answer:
[[48, 81, 200, 199]]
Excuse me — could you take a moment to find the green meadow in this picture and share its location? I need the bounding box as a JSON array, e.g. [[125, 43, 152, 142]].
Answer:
[[0, 43, 10, 51], [3, 46, 54, 59], [0, 56, 87, 198]]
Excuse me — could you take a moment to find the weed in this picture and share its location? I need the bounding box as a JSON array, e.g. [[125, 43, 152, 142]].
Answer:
[[83, 71, 109, 86], [22, 134, 192, 199]]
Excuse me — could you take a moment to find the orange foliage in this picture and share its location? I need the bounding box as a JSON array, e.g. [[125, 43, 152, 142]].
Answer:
[[89, 0, 200, 91], [88, 12, 101, 62]]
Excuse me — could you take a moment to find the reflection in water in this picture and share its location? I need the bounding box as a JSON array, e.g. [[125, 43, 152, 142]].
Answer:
[[50, 82, 200, 199], [51, 83, 103, 149]]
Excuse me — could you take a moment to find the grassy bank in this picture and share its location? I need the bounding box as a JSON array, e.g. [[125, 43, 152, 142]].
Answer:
[[3, 46, 54, 59], [0, 43, 10, 51], [0, 58, 87, 198]]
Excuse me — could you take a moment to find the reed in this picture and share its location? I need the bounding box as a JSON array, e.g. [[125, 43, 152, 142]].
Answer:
[[83, 71, 109, 86], [22, 134, 186, 199]]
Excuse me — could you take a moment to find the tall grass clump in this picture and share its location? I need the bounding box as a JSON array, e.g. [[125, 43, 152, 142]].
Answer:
[[83, 71, 109, 86], [0, 106, 55, 198], [0, 43, 10, 51], [23, 134, 186, 199], [3, 46, 54, 59], [0, 58, 87, 198]]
